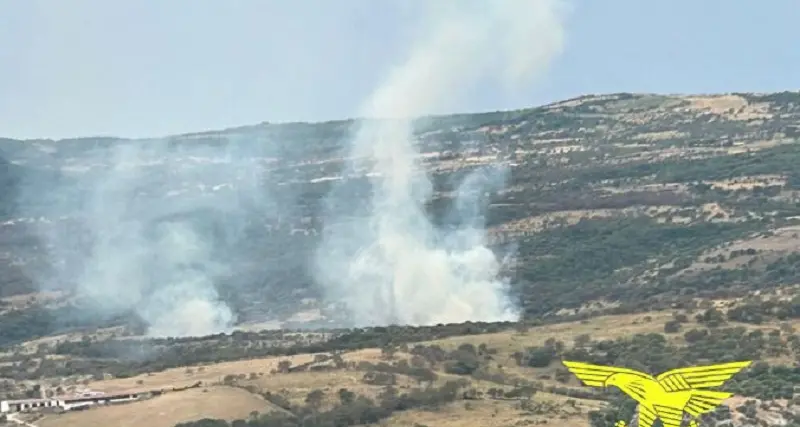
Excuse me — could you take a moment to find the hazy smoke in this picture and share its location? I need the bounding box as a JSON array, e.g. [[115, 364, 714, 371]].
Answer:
[[315, 0, 568, 326], [11, 0, 568, 337], [22, 138, 275, 338]]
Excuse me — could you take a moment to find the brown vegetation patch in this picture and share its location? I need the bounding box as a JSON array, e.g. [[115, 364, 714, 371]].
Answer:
[[694, 226, 800, 268], [706, 175, 787, 191], [0, 291, 65, 312], [489, 205, 689, 235], [87, 353, 319, 393], [241, 370, 417, 406], [424, 312, 671, 351], [685, 95, 749, 115], [630, 130, 688, 141], [84, 348, 396, 394], [382, 394, 596, 427], [726, 139, 793, 154]]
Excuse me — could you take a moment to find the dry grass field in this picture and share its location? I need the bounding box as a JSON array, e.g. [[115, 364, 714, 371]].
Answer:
[[422, 311, 675, 352], [24, 307, 793, 427], [36, 386, 279, 427], [378, 395, 599, 427], [0, 293, 795, 427], [84, 348, 393, 395], [238, 370, 419, 407]]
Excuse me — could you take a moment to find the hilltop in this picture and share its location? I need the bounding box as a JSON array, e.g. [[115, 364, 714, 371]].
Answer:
[[1, 91, 800, 426], [3, 91, 800, 334]]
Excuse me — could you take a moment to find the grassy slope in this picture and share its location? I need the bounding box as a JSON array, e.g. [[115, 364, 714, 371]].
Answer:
[[2, 91, 800, 426], [32, 303, 800, 427]]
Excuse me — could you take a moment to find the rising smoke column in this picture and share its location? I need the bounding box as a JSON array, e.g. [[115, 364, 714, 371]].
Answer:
[[316, 0, 569, 326]]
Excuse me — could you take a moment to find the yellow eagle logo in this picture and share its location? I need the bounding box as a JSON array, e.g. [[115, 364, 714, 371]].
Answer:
[[562, 360, 752, 427]]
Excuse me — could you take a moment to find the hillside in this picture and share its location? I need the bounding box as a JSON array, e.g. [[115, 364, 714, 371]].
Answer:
[[1, 91, 800, 426], [4, 308, 800, 427], [3, 91, 800, 336]]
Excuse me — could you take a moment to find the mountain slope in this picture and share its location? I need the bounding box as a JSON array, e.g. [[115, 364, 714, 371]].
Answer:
[[0, 91, 799, 343]]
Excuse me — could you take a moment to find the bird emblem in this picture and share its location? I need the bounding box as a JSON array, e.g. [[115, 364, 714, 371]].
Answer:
[[562, 360, 752, 427]]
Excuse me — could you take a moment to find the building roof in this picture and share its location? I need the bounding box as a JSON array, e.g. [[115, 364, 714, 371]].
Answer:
[[3, 398, 61, 404], [61, 391, 143, 402]]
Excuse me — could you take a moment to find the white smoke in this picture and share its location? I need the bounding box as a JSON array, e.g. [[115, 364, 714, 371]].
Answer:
[[316, 0, 569, 326], [23, 137, 277, 338]]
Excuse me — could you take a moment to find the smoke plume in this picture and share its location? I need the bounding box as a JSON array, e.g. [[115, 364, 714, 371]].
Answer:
[[315, 0, 568, 326], [9, 0, 569, 337], [20, 137, 277, 338]]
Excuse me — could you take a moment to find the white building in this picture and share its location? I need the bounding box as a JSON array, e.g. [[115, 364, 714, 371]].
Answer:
[[0, 399, 63, 413], [1, 390, 144, 414], [61, 391, 141, 410]]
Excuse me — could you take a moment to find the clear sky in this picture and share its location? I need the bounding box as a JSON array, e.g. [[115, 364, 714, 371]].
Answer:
[[1, 0, 797, 139]]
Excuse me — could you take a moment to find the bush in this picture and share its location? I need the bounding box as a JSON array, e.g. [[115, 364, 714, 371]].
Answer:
[[664, 320, 682, 334]]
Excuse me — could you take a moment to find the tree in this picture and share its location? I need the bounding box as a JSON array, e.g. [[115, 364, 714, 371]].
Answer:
[[664, 320, 682, 334], [696, 308, 726, 327], [381, 344, 396, 360], [444, 350, 480, 375], [554, 368, 571, 384], [277, 360, 292, 374], [525, 346, 556, 368], [337, 388, 355, 405], [362, 371, 396, 386], [378, 385, 399, 404], [684, 328, 708, 343], [574, 334, 591, 348], [409, 367, 437, 388], [305, 389, 325, 410], [410, 355, 427, 368]]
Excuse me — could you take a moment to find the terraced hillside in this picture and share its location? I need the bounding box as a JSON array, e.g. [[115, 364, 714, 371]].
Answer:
[[2, 91, 800, 344], [1, 91, 800, 427]]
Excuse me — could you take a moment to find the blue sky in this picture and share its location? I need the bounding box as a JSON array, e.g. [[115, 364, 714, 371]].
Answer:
[[0, 0, 797, 139]]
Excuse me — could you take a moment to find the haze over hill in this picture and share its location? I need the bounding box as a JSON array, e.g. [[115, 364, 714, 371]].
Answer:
[[2, 89, 800, 345], [2, 0, 571, 339], [2, 2, 799, 426], [1, 90, 800, 427]]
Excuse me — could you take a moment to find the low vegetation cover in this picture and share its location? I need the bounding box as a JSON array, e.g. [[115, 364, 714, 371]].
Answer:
[[1, 92, 800, 426]]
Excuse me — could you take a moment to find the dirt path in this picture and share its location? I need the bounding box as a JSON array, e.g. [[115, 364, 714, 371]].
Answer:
[[7, 413, 39, 427]]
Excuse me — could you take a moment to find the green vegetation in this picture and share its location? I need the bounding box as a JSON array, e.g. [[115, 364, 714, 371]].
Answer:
[[3, 92, 800, 338], [1, 91, 800, 425], [175, 380, 466, 427], [163, 317, 800, 427], [526, 327, 800, 426], [513, 217, 758, 316]]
